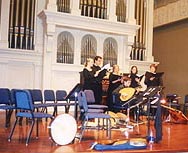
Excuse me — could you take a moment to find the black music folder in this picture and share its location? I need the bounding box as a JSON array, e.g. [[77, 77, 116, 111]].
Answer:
[[145, 72, 164, 79]]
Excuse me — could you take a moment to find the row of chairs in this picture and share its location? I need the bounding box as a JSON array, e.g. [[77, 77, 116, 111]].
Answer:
[[0, 87, 111, 145], [0, 86, 81, 146], [0, 88, 77, 127]]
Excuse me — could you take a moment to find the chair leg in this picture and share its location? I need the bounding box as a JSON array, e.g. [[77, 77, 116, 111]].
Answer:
[[53, 106, 57, 116], [5, 109, 13, 128], [79, 119, 88, 142], [183, 106, 187, 115], [36, 119, 39, 138], [26, 120, 35, 146], [8, 117, 18, 142], [106, 118, 111, 139]]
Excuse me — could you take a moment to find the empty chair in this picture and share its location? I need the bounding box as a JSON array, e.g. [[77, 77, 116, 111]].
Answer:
[[56, 90, 73, 113], [0, 88, 15, 127], [44, 89, 72, 116], [30, 89, 59, 114], [84, 90, 108, 110], [56, 90, 67, 112], [56, 90, 67, 101], [44, 90, 57, 116], [166, 94, 180, 110], [30, 89, 47, 113], [8, 89, 53, 146], [77, 91, 111, 141], [183, 94, 188, 114], [30, 89, 43, 104]]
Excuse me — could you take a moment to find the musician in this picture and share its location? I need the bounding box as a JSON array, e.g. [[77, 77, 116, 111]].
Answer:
[[92, 56, 108, 104], [82, 58, 96, 91], [112, 75, 131, 95], [107, 65, 122, 111], [112, 75, 133, 107], [129, 66, 141, 88], [112, 75, 142, 122], [144, 64, 163, 120], [144, 64, 163, 87]]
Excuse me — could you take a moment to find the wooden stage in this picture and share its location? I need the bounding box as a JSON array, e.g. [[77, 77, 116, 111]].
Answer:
[[0, 111, 188, 153]]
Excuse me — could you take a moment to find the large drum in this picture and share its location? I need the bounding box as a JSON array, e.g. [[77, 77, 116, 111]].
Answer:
[[49, 114, 77, 145]]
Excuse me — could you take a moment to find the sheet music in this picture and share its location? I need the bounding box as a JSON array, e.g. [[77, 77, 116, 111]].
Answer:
[[101, 63, 110, 70]]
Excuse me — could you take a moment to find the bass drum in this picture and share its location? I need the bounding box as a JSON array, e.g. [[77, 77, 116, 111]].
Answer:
[[50, 114, 77, 145]]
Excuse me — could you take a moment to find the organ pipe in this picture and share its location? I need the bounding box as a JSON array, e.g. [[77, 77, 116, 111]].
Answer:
[[8, 0, 36, 50]]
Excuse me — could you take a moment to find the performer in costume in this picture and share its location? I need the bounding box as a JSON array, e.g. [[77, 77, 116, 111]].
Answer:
[[82, 58, 96, 91], [107, 65, 122, 111], [128, 66, 144, 122], [129, 66, 141, 88], [112, 75, 132, 96], [144, 64, 163, 87], [92, 56, 108, 104], [112, 76, 136, 114]]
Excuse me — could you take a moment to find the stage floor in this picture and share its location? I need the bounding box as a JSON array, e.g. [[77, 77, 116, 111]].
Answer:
[[0, 112, 188, 153]]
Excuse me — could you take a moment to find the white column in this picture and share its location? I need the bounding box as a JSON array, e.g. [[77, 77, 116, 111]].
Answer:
[[47, 0, 57, 12], [74, 31, 81, 65], [70, 0, 81, 15], [42, 22, 56, 89], [108, 0, 117, 21], [97, 34, 104, 57], [118, 36, 130, 73], [126, 0, 136, 24], [145, 0, 154, 61], [0, 0, 10, 48]]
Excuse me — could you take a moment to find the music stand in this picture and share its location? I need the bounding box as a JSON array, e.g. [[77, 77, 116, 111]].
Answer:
[[142, 86, 162, 142], [65, 83, 82, 120]]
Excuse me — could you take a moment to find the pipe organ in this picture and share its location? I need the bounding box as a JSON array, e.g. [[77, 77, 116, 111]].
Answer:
[[130, 0, 147, 61], [116, 0, 126, 23], [8, 0, 35, 50], [103, 38, 117, 66], [81, 35, 97, 65], [57, 32, 74, 64], [80, 0, 107, 19], [57, 0, 70, 13]]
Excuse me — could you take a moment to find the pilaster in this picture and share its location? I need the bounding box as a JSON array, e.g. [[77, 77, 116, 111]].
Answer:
[[47, 0, 57, 12], [145, 0, 154, 61], [0, 0, 10, 48], [126, 0, 136, 24], [108, 0, 117, 21], [70, 0, 81, 15]]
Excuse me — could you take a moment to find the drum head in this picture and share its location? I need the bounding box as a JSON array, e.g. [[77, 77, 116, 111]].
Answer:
[[50, 114, 77, 145]]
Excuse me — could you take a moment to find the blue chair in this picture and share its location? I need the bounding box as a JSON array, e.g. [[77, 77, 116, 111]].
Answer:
[[44, 89, 71, 116], [0, 88, 15, 127], [8, 90, 54, 146], [77, 91, 111, 142], [10, 89, 24, 126], [84, 90, 108, 110], [44, 89, 59, 116], [56, 90, 73, 113], [30, 89, 47, 113]]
